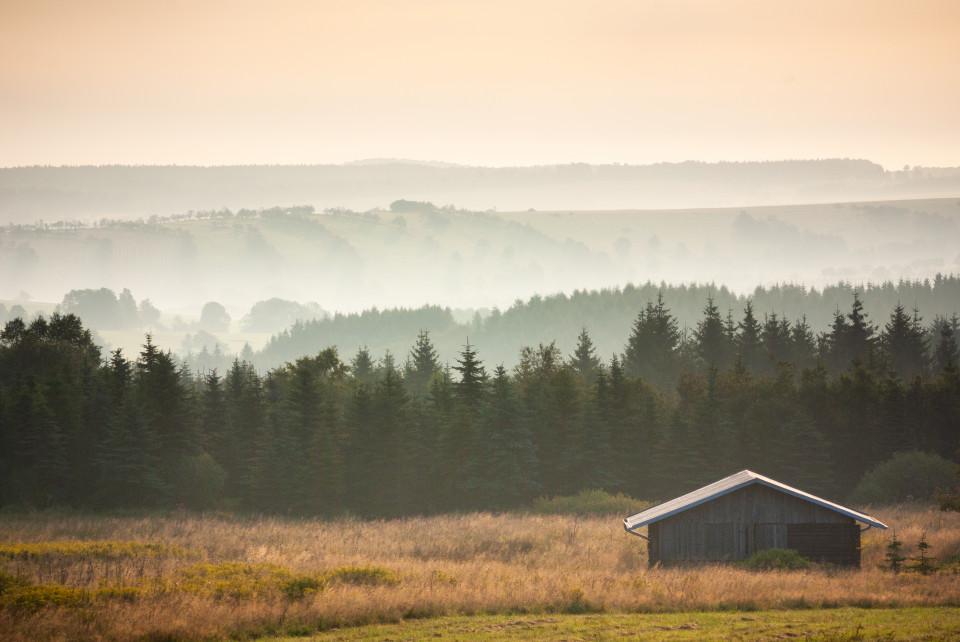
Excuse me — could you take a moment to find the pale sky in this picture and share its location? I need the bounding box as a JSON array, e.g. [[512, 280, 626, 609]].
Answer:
[[2, 0, 958, 169]]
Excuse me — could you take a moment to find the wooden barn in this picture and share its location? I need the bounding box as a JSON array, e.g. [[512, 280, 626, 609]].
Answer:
[[623, 470, 888, 567]]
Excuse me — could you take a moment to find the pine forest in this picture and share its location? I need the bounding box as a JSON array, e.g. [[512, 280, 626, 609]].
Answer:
[[3, 289, 959, 516]]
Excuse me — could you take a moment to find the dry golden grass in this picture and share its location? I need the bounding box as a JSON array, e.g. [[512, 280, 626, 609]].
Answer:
[[1, 504, 959, 640]]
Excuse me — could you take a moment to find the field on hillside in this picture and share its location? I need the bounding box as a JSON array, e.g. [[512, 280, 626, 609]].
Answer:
[[2, 504, 960, 640]]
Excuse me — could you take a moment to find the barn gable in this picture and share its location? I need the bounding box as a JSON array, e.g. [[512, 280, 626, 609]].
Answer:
[[623, 470, 887, 566]]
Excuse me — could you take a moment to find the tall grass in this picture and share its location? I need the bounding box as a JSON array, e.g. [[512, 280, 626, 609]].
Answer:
[[1, 504, 958, 640]]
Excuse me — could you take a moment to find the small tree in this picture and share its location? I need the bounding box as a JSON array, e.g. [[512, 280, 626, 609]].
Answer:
[[911, 533, 935, 575], [884, 532, 906, 573]]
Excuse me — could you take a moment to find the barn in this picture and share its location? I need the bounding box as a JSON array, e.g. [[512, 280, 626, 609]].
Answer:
[[623, 470, 888, 567]]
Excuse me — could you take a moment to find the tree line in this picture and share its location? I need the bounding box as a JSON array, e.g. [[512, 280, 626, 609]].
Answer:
[[254, 276, 960, 373], [1, 291, 958, 516]]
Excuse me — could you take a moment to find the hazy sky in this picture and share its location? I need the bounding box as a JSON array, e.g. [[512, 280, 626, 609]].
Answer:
[[2, 0, 958, 169]]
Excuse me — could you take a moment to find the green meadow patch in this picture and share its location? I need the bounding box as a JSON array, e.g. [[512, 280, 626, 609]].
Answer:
[[274, 607, 960, 640]]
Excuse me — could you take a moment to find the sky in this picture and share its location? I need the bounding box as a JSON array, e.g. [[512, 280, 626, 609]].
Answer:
[[2, 0, 959, 170]]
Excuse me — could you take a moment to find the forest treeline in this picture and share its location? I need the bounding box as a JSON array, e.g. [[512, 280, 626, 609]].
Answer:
[[21, 274, 960, 374], [255, 276, 960, 372], [2, 289, 959, 516]]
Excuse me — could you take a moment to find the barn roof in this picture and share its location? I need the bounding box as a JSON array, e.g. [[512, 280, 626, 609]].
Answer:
[[623, 469, 888, 532]]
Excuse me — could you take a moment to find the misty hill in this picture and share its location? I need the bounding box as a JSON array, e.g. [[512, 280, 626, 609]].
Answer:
[[3, 160, 960, 224], [3, 196, 959, 321]]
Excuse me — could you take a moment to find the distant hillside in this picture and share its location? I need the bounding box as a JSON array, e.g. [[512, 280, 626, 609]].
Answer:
[[2, 160, 959, 223], [3, 197, 960, 322]]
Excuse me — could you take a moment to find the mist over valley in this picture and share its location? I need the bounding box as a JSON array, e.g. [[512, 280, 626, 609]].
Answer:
[[2, 165, 960, 369]]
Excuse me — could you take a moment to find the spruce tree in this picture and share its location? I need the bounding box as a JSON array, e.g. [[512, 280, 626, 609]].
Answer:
[[94, 395, 167, 508], [350, 346, 376, 385], [789, 316, 818, 371], [370, 366, 412, 515], [736, 301, 764, 376], [9, 382, 68, 506], [882, 303, 927, 380], [470, 366, 539, 508], [833, 292, 877, 371], [454, 341, 487, 413], [623, 292, 681, 389], [933, 315, 959, 375], [405, 330, 440, 397], [569, 327, 601, 380], [884, 532, 906, 573], [136, 335, 197, 502], [694, 296, 733, 373], [761, 313, 792, 374], [224, 358, 263, 504]]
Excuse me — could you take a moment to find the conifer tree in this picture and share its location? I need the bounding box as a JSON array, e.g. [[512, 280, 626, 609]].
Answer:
[[884, 532, 906, 573], [623, 292, 681, 389], [694, 296, 732, 373], [882, 303, 927, 380], [344, 381, 377, 513], [569, 327, 601, 380], [694, 366, 736, 482], [761, 313, 791, 373], [94, 395, 167, 507], [736, 301, 764, 376], [912, 533, 935, 575], [405, 330, 440, 397], [200, 370, 227, 454], [454, 341, 487, 413], [223, 358, 264, 503], [8, 382, 68, 506], [350, 345, 376, 385], [933, 315, 959, 375], [470, 365, 539, 508], [425, 365, 457, 510], [369, 366, 413, 515], [136, 335, 197, 501], [789, 316, 818, 371], [832, 292, 877, 372]]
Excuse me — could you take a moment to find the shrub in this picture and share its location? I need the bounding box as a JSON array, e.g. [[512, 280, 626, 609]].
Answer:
[[531, 489, 653, 517], [0, 570, 29, 595], [282, 575, 324, 599], [96, 584, 142, 602], [0, 540, 199, 562], [0, 584, 86, 612], [178, 562, 293, 600], [740, 548, 812, 571], [849, 451, 955, 505], [323, 565, 401, 587], [175, 563, 401, 599]]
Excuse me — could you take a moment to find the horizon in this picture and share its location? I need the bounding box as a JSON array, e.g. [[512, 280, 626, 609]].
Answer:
[[0, 157, 952, 172]]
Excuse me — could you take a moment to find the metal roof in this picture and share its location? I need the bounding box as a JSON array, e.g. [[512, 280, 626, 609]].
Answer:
[[623, 469, 888, 531]]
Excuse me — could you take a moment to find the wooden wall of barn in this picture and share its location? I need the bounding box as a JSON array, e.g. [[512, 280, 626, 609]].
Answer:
[[646, 484, 861, 566]]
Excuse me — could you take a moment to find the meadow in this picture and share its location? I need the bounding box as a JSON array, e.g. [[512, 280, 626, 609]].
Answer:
[[2, 503, 960, 640]]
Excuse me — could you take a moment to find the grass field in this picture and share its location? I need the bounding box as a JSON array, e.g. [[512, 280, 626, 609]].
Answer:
[[279, 608, 960, 640], [1, 503, 959, 640]]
